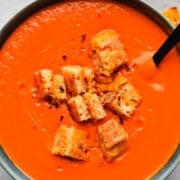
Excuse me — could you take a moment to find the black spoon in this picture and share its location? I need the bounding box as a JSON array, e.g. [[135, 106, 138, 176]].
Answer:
[[153, 24, 180, 66]]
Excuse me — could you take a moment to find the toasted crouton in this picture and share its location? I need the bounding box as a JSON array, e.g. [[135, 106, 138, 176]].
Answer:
[[163, 7, 180, 27], [108, 82, 141, 118], [95, 75, 114, 84], [83, 67, 95, 92], [91, 29, 128, 77], [34, 69, 53, 98], [52, 125, 88, 160], [61, 66, 95, 95], [83, 92, 106, 121], [68, 95, 91, 122], [61, 65, 86, 96], [50, 74, 67, 105], [96, 75, 128, 93], [99, 92, 117, 105], [98, 118, 128, 162]]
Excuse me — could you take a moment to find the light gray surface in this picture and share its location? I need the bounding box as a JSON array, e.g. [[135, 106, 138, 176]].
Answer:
[[0, 0, 179, 179]]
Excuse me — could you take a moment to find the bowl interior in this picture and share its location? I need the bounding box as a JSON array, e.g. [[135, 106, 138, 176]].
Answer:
[[0, 1, 179, 179]]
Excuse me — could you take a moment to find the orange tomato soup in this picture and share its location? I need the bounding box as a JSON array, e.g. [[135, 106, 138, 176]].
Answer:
[[0, 1, 179, 179]]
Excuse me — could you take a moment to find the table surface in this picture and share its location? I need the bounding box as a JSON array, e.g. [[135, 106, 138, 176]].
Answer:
[[0, 0, 179, 179]]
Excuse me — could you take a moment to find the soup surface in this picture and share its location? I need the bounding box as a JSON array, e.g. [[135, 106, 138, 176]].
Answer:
[[0, 1, 180, 179]]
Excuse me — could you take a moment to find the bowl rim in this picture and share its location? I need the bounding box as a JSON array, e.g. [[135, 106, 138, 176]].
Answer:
[[0, 0, 179, 180]]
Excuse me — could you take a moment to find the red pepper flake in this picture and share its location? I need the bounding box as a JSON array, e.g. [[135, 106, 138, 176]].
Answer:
[[59, 115, 64, 122], [62, 54, 67, 61], [97, 13, 101, 18], [120, 117, 124, 125], [81, 34, 87, 43], [33, 126, 37, 130], [48, 105, 53, 109], [59, 85, 65, 93]]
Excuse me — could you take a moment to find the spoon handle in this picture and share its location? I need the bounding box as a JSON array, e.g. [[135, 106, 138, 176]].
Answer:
[[153, 24, 180, 66]]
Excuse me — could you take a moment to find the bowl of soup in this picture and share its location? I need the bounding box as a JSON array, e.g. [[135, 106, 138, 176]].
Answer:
[[0, 0, 179, 179]]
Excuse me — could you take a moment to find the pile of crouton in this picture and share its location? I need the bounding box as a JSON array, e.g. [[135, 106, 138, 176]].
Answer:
[[33, 30, 141, 162]]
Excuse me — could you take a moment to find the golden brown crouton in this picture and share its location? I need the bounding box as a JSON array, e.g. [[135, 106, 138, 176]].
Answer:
[[108, 82, 141, 118], [68, 95, 91, 122], [83, 92, 106, 121], [52, 125, 88, 160], [91, 29, 128, 77], [50, 74, 67, 105], [96, 75, 128, 93], [95, 75, 114, 84], [163, 7, 180, 27], [83, 67, 95, 92], [34, 69, 53, 98], [61, 66, 95, 95], [99, 92, 117, 105], [98, 118, 128, 162], [61, 65, 87, 96]]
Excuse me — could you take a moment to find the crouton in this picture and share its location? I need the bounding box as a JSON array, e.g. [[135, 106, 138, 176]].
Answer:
[[83, 67, 95, 92], [98, 118, 128, 162], [163, 7, 180, 27], [96, 75, 128, 93], [34, 69, 53, 98], [83, 92, 106, 121], [91, 29, 128, 77], [99, 92, 117, 105], [68, 95, 91, 122], [95, 75, 114, 84], [50, 74, 67, 105], [61, 65, 86, 96], [108, 82, 141, 118], [52, 125, 88, 160], [61, 66, 95, 95]]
